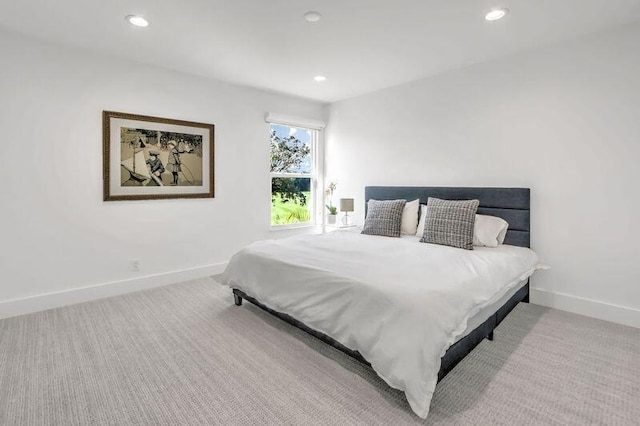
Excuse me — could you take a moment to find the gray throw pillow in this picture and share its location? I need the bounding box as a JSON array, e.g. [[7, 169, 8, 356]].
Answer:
[[361, 199, 407, 237], [420, 198, 479, 250]]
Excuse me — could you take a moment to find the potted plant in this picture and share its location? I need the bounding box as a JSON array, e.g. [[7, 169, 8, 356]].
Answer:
[[325, 182, 338, 225], [326, 204, 338, 224]]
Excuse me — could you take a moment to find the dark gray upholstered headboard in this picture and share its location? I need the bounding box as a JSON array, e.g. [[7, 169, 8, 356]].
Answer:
[[364, 186, 530, 248]]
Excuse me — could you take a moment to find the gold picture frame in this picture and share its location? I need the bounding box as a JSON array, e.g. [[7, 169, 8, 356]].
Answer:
[[103, 111, 214, 201]]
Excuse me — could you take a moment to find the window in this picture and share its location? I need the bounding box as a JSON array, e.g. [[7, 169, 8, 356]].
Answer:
[[270, 123, 317, 226]]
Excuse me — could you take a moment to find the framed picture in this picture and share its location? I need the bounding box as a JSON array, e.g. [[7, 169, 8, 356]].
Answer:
[[103, 111, 214, 201]]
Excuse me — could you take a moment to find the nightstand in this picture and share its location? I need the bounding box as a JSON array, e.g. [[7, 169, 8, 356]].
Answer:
[[324, 224, 358, 233]]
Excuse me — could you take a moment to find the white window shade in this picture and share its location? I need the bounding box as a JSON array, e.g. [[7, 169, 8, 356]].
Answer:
[[265, 113, 326, 130]]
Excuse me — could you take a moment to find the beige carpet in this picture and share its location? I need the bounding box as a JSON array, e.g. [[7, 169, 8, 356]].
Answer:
[[1, 277, 639, 425]]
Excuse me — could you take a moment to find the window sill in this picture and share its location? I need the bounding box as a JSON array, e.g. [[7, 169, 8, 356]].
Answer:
[[270, 223, 318, 232]]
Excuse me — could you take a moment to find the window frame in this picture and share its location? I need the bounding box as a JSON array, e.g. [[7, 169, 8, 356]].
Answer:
[[269, 124, 319, 230]]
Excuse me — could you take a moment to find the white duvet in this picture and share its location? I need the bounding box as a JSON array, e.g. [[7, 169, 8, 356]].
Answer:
[[221, 230, 545, 418]]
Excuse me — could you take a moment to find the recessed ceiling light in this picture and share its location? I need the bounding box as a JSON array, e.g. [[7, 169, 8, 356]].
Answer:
[[314, 75, 327, 82], [126, 15, 149, 27], [304, 11, 322, 23], [485, 9, 508, 21]]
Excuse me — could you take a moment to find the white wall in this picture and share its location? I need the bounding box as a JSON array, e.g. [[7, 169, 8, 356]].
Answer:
[[326, 24, 640, 327], [0, 31, 324, 317]]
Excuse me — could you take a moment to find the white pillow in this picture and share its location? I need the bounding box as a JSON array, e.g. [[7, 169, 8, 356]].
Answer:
[[473, 214, 509, 247], [401, 199, 420, 235], [415, 204, 427, 237], [416, 207, 509, 247]]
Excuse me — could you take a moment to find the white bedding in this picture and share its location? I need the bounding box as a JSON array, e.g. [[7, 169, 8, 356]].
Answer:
[[221, 229, 545, 418], [458, 278, 527, 341]]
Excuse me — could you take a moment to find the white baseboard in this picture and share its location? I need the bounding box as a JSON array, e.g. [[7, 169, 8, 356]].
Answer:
[[5, 270, 638, 330], [531, 288, 640, 329], [0, 262, 228, 320]]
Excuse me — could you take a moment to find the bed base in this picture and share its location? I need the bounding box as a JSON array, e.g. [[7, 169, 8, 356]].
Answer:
[[232, 281, 529, 382]]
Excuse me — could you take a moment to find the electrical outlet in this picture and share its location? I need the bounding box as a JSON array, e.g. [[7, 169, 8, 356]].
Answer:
[[130, 258, 140, 272]]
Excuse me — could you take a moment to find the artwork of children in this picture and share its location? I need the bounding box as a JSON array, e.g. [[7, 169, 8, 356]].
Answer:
[[103, 111, 214, 201]]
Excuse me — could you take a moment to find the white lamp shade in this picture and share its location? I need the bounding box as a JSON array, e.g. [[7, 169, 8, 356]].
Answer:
[[339, 198, 354, 212]]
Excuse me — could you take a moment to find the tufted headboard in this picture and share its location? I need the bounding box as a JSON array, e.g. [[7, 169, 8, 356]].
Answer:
[[364, 186, 530, 248]]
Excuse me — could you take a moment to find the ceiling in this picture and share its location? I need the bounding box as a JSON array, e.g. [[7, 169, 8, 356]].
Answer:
[[2, 0, 640, 103]]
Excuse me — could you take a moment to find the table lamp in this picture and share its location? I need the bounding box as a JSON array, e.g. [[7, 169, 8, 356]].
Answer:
[[340, 198, 354, 226]]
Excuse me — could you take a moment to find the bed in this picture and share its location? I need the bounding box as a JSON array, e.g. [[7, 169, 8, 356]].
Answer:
[[221, 186, 544, 418]]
